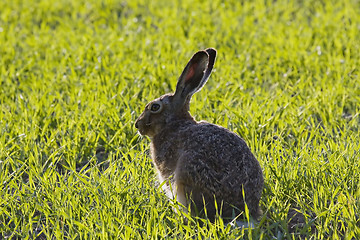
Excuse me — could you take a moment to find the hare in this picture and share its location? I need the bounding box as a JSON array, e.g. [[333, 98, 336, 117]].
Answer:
[[135, 48, 263, 223]]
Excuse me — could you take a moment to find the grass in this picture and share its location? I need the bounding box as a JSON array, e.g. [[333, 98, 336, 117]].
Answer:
[[1, 0, 360, 238]]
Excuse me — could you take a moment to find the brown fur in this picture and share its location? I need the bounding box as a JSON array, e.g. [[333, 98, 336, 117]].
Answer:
[[135, 48, 263, 222]]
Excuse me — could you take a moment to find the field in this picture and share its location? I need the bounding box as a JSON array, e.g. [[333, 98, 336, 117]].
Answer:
[[1, 0, 360, 239]]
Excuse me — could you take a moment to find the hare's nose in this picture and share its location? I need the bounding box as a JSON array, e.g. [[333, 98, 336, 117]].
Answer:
[[135, 120, 139, 129]]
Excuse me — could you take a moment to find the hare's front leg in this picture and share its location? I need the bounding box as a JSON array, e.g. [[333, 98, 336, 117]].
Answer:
[[173, 181, 188, 211]]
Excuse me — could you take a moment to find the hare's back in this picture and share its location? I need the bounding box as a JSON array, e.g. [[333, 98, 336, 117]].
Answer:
[[177, 122, 259, 171]]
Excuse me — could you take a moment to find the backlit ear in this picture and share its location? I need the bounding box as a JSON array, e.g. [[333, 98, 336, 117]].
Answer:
[[174, 51, 209, 100], [173, 49, 217, 108]]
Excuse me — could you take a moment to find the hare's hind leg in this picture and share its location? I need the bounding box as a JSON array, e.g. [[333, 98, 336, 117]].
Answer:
[[176, 177, 218, 220]]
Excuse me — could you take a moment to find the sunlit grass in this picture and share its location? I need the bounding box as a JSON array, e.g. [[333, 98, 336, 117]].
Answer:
[[1, 0, 359, 238]]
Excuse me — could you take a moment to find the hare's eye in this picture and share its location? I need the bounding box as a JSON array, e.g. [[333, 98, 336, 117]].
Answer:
[[150, 103, 161, 112]]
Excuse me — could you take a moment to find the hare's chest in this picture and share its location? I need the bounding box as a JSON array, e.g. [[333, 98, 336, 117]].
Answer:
[[150, 141, 178, 179]]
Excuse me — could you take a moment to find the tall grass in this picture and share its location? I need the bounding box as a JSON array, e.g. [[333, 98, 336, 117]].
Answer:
[[1, 0, 359, 238]]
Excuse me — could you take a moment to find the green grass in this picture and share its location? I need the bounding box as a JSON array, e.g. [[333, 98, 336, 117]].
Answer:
[[1, 0, 360, 238]]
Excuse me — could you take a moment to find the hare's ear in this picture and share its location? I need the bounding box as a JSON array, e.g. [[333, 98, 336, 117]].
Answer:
[[173, 48, 217, 108]]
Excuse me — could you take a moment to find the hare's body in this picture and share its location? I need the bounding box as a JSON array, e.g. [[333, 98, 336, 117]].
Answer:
[[135, 48, 263, 222], [151, 119, 263, 220]]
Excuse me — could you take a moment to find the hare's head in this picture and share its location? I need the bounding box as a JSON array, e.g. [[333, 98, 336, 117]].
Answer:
[[135, 48, 217, 138]]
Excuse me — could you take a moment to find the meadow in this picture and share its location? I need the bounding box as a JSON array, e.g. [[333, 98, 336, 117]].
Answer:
[[1, 0, 360, 238]]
